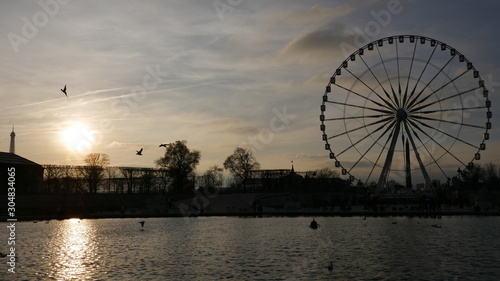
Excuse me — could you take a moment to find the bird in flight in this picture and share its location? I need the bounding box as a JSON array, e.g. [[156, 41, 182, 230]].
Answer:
[[139, 221, 145, 227], [159, 143, 168, 147], [136, 148, 143, 155], [61, 85, 68, 98]]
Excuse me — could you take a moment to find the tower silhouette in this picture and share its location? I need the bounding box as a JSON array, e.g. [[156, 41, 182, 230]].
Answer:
[[9, 125, 15, 154]]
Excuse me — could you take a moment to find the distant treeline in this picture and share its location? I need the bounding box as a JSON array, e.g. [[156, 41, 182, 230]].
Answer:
[[43, 165, 169, 194], [41, 161, 500, 208], [42, 165, 350, 195]]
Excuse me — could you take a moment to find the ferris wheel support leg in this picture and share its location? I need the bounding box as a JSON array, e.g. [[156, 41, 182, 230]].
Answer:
[[405, 139, 412, 189], [377, 121, 401, 191], [403, 123, 433, 191]]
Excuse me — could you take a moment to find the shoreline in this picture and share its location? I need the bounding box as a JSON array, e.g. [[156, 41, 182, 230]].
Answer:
[[2, 210, 499, 221]]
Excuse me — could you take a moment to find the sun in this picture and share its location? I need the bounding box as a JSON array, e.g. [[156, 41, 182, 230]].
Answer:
[[60, 122, 95, 153]]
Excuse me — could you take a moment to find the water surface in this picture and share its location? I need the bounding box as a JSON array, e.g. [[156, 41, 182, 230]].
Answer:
[[2, 216, 500, 280]]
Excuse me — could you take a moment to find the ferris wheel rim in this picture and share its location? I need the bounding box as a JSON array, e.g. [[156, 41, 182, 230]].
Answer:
[[320, 35, 491, 188]]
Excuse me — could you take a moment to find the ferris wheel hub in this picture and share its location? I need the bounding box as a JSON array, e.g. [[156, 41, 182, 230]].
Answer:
[[396, 108, 408, 121]]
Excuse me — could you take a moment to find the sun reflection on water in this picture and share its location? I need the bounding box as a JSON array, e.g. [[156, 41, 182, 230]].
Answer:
[[53, 219, 99, 280]]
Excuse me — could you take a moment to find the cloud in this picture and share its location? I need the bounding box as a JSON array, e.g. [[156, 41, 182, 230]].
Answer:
[[108, 141, 140, 148], [1, 0, 499, 178], [278, 21, 354, 61], [188, 118, 260, 136], [270, 4, 354, 27]]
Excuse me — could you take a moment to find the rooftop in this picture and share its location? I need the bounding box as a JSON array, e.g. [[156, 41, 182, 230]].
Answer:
[[0, 152, 42, 166]]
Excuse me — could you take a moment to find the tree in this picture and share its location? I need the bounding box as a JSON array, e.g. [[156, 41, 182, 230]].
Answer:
[[223, 147, 260, 192], [43, 165, 64, 193], [461, 163, 484, 189], [313, 167, 340, 178], [199, 165, 224, 191], [119, 167, 141, 194], [138, 168, 155, 193], [304, 167, 342, 193], [484, 162, 499, 190], [156, 140, 200, 194], [156, 168, 170, 194], [62, 165, 85, 193], [104, 166, 117, 193], [80, 153, 110, 193]]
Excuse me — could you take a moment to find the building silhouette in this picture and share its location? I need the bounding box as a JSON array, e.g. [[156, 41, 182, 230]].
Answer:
[[1, 127, 44, 194]]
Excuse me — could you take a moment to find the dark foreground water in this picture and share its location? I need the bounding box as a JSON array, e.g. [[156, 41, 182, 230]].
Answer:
[[1, 216, 499, 280]]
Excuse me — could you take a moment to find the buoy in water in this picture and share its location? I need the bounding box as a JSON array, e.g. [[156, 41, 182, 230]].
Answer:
[[309, 218, 320, 229]]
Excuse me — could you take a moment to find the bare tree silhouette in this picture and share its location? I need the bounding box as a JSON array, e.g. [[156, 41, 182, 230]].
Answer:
[[224, 147, 260, 193], [80, 153, 110, 193]]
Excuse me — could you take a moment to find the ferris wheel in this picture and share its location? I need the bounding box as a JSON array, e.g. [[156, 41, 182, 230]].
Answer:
[[320, 35, 491, 190]]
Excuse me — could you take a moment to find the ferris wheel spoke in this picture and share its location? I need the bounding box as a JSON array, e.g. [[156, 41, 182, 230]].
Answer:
[[325, 114, 389, 121], [342, 68, 397, 111], [434, 86, 481, 104], [409, 118, 478, 149], [325, 101, 394, 115], [359, 54, 398, 109], [402, 40, 419, 107], [374, 45, 400, 108], [395, 40, 402, 107], [334, 83, 394, 111], [412, 138, 450, 179], [407, 55, 456, 110], [411, 114, 485, 129], [347, 120, 397, 172], [405, 44, 439, 108], [328, 116, 393, 140], [408, 69, 471, 112], [337, 119, 395, 158], [407, 119, 467, 167], [410, 86, 481, 113], [418, 105, 486, 115]]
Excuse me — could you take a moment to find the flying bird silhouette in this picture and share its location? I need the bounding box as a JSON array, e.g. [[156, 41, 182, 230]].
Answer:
[[136, 148, 143, 155], [327, 262, 333, 271], [139, 221, 145, 227], [159, 143, 168, 147], [61, 85, 68, 98]]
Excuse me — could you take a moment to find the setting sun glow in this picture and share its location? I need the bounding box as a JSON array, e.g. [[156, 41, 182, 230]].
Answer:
[[60, 123, 95, 153]]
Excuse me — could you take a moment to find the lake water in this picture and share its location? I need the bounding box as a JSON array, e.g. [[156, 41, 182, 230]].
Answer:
[[1, 216, 499, 280]]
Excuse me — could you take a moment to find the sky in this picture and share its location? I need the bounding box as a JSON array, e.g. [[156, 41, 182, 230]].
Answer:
[[1, 0, 499, 184]]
